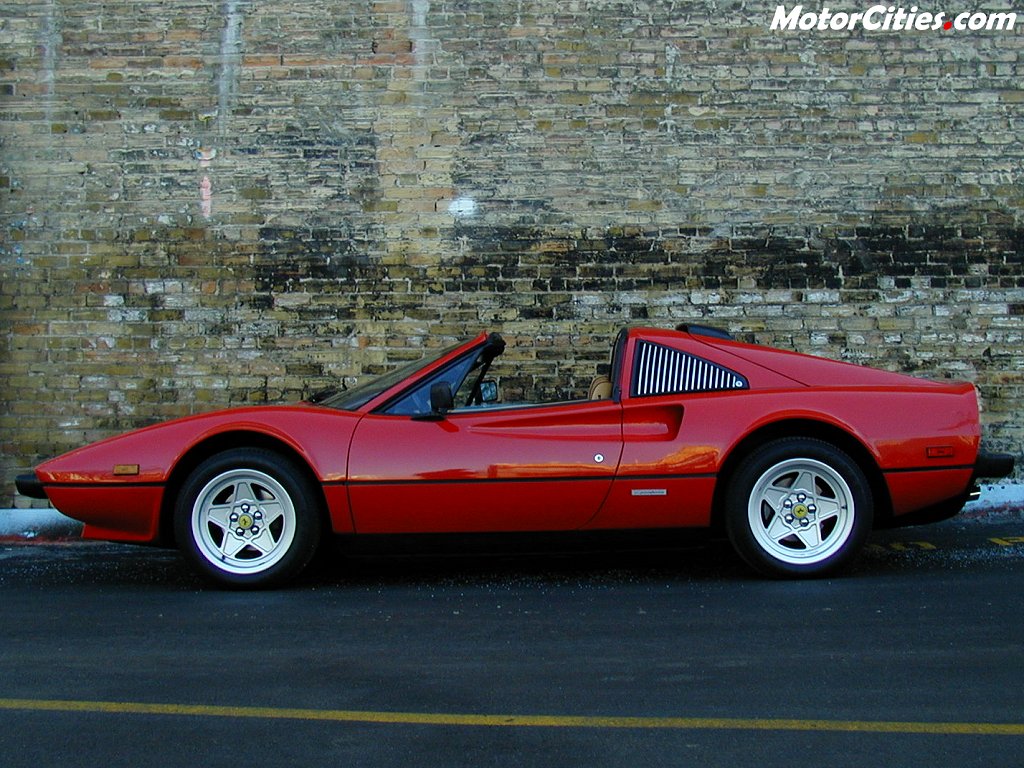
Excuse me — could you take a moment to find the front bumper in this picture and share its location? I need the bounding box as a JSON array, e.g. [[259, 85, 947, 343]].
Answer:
[[15, 473, 47, 500]]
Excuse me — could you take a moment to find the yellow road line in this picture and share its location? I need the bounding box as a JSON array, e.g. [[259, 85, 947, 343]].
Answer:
[[0, 698, 1022, 736]]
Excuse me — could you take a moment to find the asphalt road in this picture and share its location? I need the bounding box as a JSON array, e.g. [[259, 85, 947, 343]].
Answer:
[[1, 519, 1023, 768]]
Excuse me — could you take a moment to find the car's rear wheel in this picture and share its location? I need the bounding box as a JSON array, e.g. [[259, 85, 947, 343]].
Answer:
[[174, 448, 322, 588], [725, 438, 873, 578]]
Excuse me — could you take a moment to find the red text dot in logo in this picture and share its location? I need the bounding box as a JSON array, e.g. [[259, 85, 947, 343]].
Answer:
[[943, 19, 953, 29]]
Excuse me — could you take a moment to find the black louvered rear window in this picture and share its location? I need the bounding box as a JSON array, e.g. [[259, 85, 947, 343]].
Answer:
[[632, 341, 748, 397]]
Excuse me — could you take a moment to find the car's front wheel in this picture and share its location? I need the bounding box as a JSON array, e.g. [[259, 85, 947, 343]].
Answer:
[[174, 448, 322, 588], [725, 438, 873, 578]]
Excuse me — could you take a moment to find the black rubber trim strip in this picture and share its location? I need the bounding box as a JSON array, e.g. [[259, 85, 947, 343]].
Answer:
[[881, 464, 975, 475], [15, 473, 46, 499], [973, 452, 1015, 479], [348, 475, 614, 487], [345, 472, 717, 488], [21, 481, 165, 490]]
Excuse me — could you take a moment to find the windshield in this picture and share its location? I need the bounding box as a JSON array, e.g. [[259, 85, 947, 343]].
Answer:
[[315, 341, 465, 411]]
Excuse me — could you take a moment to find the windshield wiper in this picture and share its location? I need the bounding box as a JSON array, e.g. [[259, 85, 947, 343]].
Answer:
[[307, 386, 343, 404]]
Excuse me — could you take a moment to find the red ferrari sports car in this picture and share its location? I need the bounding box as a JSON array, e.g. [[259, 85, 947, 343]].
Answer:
[[16, 325, 1013, 587]]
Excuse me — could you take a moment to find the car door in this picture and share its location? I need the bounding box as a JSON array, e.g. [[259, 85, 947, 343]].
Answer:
[[586, 334, 752, 530], [347, 400, 624, 533]]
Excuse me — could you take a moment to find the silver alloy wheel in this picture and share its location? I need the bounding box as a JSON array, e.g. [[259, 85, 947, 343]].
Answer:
[[190, 468, 297, 576], [746, 457, 856, 566]]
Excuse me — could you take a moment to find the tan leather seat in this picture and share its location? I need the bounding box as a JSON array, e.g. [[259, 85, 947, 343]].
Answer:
[[588, 375, 612, 400]]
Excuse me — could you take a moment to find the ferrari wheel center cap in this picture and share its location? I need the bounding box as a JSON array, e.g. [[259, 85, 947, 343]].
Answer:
[[782, 493, 817, 528], [229, 503, 262, 536]]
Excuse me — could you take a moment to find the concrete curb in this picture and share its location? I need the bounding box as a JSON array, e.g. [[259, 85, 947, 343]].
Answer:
[[2, 483, 1021, 542], [958, 481, 1024, 520], [0, 508, 83, 541]]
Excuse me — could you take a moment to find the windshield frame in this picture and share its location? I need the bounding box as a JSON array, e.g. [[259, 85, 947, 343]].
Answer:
[[313, 336, 484, 412]]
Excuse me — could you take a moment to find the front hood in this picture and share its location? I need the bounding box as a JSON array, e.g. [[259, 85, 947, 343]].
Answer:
[[35, 404, 358, 486]]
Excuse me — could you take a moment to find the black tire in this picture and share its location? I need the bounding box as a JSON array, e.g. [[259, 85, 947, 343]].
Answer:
[[173, 448, 323, 588], [724, 438, 873, 578]]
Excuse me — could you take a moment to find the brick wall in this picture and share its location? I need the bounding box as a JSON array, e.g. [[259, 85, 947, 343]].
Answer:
[[2, 0, 1022, 505]]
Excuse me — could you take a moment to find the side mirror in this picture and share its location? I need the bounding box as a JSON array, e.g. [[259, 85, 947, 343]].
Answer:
[[429, 381, 454, 416]]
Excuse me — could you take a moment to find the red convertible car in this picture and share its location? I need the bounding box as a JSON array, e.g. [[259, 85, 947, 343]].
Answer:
[[16, 325, 1014, 587]]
